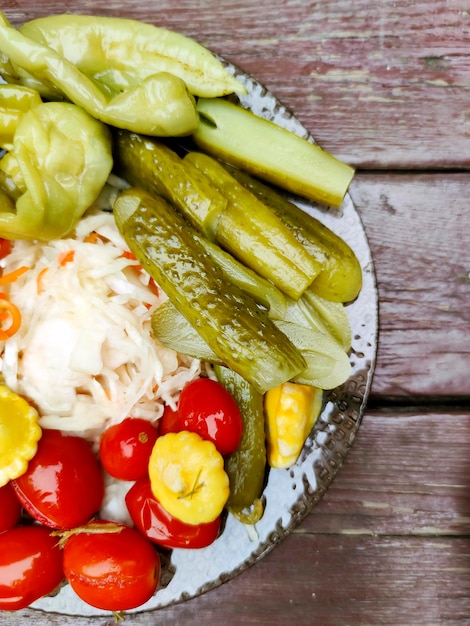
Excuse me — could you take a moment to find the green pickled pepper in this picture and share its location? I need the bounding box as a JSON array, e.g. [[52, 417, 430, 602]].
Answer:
[[0, 12, 199, 137]]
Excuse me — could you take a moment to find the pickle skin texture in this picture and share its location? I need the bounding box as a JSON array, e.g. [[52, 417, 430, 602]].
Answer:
[[185, 151, 322, 300], [115, 130, 320, 300], [197, 235, 287, 320], [152, 298, 351, 391], [193, 98, 355, 209], [113, 188, 306, 394], [113, 130, 226, 241], [226, 165, 362, 303], [214, 365, 267, 519]]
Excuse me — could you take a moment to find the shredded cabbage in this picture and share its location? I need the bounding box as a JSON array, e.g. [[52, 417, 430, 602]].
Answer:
[[0, 207, 203, 444]]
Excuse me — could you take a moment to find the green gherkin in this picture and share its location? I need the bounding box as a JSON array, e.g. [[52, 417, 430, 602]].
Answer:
[[184, 151, 322, 299], [226, 165, 363, 303], [114, 130, 322, 300], [114, 130, 226, 241], [214, 365, 267, 523], [113, 187, 306, 394]]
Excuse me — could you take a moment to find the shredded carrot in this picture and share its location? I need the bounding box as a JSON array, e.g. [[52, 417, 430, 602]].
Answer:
[[84, 232, 99, 244], [36, 267, 49, 294], [143, 277, 160, 308], [121, 250, 143, 271], [58, 250, 75, 266], [0, 293, 9, 319], [0, 297, 21, 340], [148, 277, 159, 296], [0, 265, 30, 285]]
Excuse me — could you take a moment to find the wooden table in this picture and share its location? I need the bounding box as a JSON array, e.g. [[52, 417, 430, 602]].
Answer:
[[2, 1, 470, 624]]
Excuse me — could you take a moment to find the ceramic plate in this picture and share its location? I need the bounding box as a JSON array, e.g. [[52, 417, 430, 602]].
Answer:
[[28, 60, 378, 618]]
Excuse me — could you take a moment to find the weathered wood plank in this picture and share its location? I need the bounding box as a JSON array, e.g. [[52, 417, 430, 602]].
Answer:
[[303, 410, 470, 536], [153, 534, 470, 626], [351, 172, 470, 398], [9, 534, 470, 626], [3, 0, 470, 169]]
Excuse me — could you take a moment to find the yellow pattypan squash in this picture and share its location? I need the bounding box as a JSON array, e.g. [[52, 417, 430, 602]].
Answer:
[[0, 384, 42, 487], [149, 431, 229, 525], [264, 382, 323, 469]]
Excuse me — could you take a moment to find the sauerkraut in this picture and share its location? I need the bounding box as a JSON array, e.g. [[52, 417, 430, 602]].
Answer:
[[0, 205, 203, 444]]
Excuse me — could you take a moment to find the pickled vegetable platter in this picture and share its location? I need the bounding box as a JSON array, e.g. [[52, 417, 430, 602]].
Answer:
[[0, 11, 378, 619]]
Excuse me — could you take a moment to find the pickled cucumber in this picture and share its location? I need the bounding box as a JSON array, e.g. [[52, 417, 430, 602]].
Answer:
[[226, 165, 362, 303], [113, 187, 306, 393], [214, 364, 267, 523]]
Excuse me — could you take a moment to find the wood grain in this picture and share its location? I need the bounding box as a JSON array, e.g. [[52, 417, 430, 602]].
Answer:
[[352, 172, 470, 399], [304, 411, 470, 537]]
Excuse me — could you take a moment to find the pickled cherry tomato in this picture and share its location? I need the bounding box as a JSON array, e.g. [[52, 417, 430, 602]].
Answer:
[[159, 405, 179, 436], [161, 378, 243, 456], [99, 417, 158, 481], [126, 478, 221, 549], [0, 482, 22, 533], [0, 525, 64, 610], [12, 429, 104, 530], [62, 520, 160, 611]]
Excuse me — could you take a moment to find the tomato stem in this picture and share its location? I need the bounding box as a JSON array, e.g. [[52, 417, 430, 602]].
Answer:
[[138, 431, 149, 443], [51, 521, 124, 548]]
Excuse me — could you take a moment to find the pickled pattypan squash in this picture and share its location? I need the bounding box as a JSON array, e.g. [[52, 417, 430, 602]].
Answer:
[[148, 431, 229, 525], [264, 382, 323, 469], [0, 384, 42, 487]]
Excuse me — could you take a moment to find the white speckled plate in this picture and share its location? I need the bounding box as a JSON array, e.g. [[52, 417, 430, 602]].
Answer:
[[31, 61, 378, 619]]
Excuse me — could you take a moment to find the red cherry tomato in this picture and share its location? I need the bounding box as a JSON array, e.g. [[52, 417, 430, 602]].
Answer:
[[11, 429, 104, 530], [125, 478, 221, 549], [99, 417, 158, 481], [172, 378, 243, 456], [0, 238, 11, 260], [0, 482, 22, 533], [0, 524, 64, 610], [62, 520, 160, 611], [159, 404, 179, 435]]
